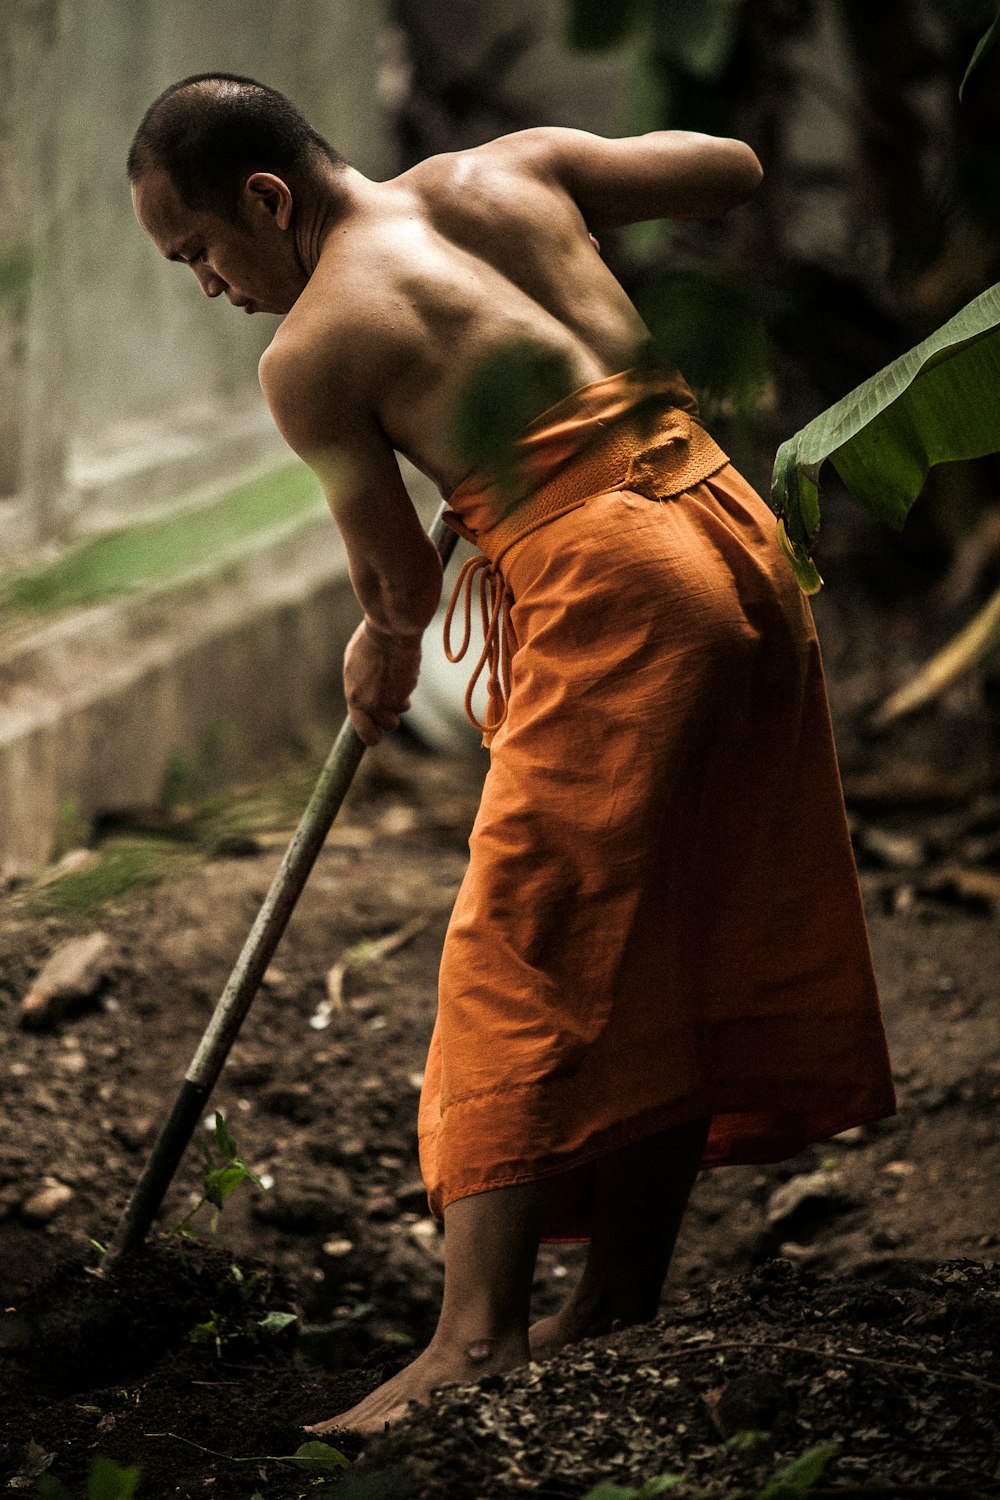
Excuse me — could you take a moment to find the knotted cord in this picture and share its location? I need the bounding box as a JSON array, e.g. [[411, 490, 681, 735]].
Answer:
[[443, 553, 516, 736]]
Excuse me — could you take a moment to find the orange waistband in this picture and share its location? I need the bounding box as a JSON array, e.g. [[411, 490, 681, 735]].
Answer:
[[441, 370, 729, 742]]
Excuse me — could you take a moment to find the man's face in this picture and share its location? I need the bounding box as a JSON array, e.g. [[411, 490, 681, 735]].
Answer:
[[131, 168, 301, 316]]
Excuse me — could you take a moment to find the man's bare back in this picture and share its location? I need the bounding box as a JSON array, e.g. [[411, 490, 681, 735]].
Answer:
[[262, 128, 759, 496], [270, 136, 649, 492]]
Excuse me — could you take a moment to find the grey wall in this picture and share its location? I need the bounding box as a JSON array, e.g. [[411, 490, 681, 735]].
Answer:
[[0, 0, 386, 561]]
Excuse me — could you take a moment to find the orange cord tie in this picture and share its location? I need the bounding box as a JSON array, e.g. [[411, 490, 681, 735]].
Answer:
[[443, 554, 516, 736]]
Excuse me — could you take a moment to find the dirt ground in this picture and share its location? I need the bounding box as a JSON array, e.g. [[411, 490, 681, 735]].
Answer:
[[2, 558, 1000, 1498]]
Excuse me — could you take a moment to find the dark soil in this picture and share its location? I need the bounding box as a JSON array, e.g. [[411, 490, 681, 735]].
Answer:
[[2, 559, 1000, 1498]]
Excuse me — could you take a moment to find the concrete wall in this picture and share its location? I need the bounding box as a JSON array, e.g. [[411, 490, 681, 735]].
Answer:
[[0, 0, 386, 562]]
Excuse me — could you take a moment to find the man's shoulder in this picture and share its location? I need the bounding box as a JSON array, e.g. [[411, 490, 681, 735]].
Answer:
[[422, 126, 575, 174], [257, 306, 377, 453]]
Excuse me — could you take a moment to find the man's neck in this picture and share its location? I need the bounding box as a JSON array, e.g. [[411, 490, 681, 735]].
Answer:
[[295, 164, 375, 276]]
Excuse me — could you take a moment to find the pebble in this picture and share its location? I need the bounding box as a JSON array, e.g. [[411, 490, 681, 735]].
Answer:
[[766, 1170, 849, 1232], [20, 931, 114, 1030], [859, 826, 926, 870], [409, 1217, 439, 1243], [322, 1237, 354, 1258], [21, 1181, 74, 1224]]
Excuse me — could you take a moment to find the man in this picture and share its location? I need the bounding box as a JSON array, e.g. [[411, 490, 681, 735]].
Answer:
[[129, 74, 895, 1435]]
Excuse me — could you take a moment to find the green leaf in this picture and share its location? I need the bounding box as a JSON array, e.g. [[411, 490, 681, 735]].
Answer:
[[771, 281, 1000, 589], [582, 1481, 681, 1500], [566, 0, 641, 51], [450, 341, 578, 503], [289, 1440, 351, 1473], [213, 1111, 238, 1161], [88, 1455, 142, 1500], [757, 1443, 836, 1499], [203, 1163, 247, 1208], [257, 1310, 298, 1335], [960, 4, 1000, 101]]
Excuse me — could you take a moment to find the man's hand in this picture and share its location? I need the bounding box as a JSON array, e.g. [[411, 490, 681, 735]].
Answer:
[[344, 620, 422, 746]]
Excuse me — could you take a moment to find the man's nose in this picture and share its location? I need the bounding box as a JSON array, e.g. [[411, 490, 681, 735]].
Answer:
[[193, 265, 226, 298]]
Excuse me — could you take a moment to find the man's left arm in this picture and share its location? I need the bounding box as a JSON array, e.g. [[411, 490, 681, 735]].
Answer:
[[259, 344, 443, 745]]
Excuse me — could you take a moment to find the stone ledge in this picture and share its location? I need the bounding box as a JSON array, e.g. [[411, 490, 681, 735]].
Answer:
[[0, 463, 440, 871]]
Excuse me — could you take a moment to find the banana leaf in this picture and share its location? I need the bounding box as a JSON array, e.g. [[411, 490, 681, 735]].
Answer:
[[960, 4, 1000, 101], [770, 281, 1000, 593]]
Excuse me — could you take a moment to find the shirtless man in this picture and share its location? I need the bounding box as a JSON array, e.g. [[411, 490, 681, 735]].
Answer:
[[129, 75, 883, 1436]]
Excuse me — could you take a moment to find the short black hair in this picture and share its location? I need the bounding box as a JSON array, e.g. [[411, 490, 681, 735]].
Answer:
[[127, 73, 346, 217]]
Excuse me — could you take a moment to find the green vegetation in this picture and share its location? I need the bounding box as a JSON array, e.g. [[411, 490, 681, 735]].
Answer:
[[580, 1441, 836, 1500], [0, 462, 322, 620], [771, 282, 1000, 593], [37, 1455, 140, 1500], [167, 1112, 267, 1241], [37, 837, 179, 915]]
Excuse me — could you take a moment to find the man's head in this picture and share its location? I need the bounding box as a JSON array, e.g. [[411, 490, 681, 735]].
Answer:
[[128, 74, 347, 315]]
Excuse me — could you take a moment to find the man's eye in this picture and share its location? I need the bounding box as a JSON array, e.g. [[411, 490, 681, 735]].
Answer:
[[189, 250, 206, 265]]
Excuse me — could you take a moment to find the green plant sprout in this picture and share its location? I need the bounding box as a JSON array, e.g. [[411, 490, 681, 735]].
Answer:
[[187, 1263, 297, 1358], [756, 1444, 836, 1500], [165, 1111, 266, 1239], [36, 1455, 141, 1500]]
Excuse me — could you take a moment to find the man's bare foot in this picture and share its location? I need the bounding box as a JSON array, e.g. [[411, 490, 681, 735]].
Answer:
[[528, 1311, 576, 1360], [304, 1333, 529, 1437], [528, 1304, 613, 1360]]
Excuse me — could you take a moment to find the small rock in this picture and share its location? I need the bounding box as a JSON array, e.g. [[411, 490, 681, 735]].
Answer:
[[766, 1170, 852, 1237], [859, 826, 925, 870], [20, 932, 114, 1030], [37, 848, 100, 885], [21, 1181, 74, 1224], [322, 1237, 354, 1258], [409, 1217, 440, 1243]]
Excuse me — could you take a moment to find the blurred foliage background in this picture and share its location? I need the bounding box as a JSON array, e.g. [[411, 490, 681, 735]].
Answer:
[[391, 0, 1000, 608]]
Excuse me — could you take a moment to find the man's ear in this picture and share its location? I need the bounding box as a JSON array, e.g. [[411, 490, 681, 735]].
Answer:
[[244, 172, 294, 230]]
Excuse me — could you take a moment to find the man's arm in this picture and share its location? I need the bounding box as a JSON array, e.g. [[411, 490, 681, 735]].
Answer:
[[506, 126, 762, 228], [259, 342, 443, 744]]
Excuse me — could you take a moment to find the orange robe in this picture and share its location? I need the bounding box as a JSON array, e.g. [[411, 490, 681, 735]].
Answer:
[[417, 367, 895, 1239]]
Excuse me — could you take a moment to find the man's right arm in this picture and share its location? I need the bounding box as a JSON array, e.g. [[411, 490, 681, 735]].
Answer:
[[258, 338, 443, 744], [502, 126, 762, 228]]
